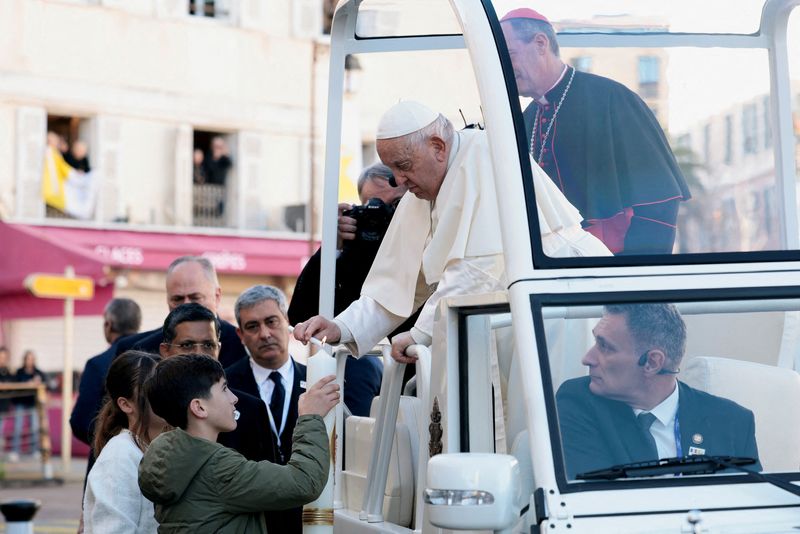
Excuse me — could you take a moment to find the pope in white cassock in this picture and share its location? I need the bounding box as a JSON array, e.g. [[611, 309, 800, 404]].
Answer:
[[293, 100, 610, 362]]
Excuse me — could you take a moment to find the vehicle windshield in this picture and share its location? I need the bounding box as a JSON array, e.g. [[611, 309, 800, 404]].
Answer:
[[536, 295, 800, 486], [355, 0, 461, 38], [491, 0, 766, 35], [487, 0, 800, 261]]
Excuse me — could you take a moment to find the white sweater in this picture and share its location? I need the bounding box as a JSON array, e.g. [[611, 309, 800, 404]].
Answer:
[[83, 430, 158, 534]]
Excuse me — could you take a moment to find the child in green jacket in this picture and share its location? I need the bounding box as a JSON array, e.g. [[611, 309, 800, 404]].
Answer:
[[138, 354, 339, 533]]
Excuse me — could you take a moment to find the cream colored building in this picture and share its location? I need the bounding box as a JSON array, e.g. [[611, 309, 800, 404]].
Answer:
[[0, 0, 326, 370], [0, 0, 325, 231]]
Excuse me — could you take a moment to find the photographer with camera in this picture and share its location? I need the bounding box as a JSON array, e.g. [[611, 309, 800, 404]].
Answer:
[[288, 163, 411, 417]]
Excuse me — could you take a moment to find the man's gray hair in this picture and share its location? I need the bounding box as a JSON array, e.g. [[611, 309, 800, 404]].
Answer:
[[604, 303, 686, 371], [166, 256, 219, 287], [104, 298, 142, 336], [406, 114, 455, 150], [357, 163, 395, 197], [234, 285, 288, 326], [505, 18, 560, 56]]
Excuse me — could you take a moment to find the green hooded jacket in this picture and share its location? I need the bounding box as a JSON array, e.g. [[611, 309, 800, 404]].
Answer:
[[138, 415, 328, 533]]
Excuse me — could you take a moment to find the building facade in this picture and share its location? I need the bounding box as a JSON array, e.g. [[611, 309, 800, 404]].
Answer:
[[0, 0, 326, 369]]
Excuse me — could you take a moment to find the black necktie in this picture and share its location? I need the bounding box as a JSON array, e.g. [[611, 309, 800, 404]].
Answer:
[[636, 412, 659, 459], [269, 371, 285, 435]]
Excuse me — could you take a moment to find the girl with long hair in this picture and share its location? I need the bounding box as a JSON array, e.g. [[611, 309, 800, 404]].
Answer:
[[83, 350, 167, 533]]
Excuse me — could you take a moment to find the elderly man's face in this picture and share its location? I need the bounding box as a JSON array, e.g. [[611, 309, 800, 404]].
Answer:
[[165, 262, 221, 313], [377, 136, 447, 201], [359, 177, 407, 206], [160, 320, 221, 359], [236, 299, 290, 370], [501, 22, 550, 100], [581, 313, 644, 405]]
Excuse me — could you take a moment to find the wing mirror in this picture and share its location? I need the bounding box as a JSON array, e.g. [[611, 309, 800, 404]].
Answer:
[[425, 453, 522, 531]]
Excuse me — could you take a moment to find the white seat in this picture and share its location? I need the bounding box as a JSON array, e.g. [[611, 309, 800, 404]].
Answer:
[[682, 356, 800, 472], [341, 395, 419, 527]]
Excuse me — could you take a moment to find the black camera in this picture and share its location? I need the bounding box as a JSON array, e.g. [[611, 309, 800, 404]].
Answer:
[[343, 197, 396, 244]]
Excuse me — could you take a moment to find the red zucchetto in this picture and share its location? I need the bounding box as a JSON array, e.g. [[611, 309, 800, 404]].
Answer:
[[500, 8, 550, 24]]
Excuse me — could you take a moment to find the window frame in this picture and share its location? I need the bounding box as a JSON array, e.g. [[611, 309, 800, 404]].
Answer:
[[476, 0, 800, 270], [529, 284, 800, 495]]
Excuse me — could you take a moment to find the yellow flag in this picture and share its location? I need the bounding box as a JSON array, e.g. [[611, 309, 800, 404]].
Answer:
[[41, 147, 73, 211]]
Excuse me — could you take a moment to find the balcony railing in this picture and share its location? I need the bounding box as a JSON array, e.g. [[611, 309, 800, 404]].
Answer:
[[193, 184, 227, 228]]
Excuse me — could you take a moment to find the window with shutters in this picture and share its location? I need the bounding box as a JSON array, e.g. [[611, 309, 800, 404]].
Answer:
[[188, 0, 231, 20], [192, 130, 234, 228], [43, 114, 94, 221]]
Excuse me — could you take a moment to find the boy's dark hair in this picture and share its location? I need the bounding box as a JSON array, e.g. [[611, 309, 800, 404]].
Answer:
[[162, 303, 220, 344], [146, 354, 225, 429]]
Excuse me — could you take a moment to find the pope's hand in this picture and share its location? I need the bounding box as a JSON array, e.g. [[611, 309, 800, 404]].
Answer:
[[293, 316, 342, 345], [390, 331, 418, 364]]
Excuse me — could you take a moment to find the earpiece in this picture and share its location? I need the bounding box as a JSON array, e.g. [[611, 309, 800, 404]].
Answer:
[[639, 350, 679, 375]]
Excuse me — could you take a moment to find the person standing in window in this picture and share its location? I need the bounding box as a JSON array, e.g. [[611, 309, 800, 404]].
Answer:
[[202, 136, 232, 186], [202, 136, 232, 216]]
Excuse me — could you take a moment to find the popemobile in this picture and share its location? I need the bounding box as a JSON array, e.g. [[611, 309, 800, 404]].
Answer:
[[308, 1, 800, 532]]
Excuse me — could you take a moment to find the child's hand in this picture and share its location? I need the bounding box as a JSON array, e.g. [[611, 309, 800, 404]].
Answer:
[[298, 375, 340, 417]]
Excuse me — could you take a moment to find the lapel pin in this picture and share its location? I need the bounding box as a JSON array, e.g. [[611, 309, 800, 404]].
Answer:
[[299, 380, 307, 390], [692, 433, 703, 445]]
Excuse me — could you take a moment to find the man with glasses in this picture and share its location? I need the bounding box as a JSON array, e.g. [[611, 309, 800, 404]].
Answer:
[[116, 255, 248, 368], [159, 302, 275, 464], [556, 303, 760, 479]]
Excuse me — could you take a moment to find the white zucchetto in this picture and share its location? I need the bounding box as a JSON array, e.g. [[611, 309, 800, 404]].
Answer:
[[376, 100, 439, 140]]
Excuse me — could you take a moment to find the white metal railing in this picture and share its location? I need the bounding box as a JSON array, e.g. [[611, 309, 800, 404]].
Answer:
[[353, 344, 431, 525], [192, 184, 226, 227]]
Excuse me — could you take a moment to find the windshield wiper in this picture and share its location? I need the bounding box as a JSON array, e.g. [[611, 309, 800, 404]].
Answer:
[[577, 455, 755, 480], [578, 455, 800, 499]]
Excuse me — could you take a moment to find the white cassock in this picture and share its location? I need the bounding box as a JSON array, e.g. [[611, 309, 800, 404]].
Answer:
[[333, 129, 609, 356]]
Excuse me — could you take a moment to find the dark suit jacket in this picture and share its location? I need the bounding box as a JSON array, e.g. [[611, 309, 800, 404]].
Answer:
[[342, 355, 382, 417], [113, 328, 159, 356], [71, 341, 125, 483], [115, 320, 247, 369], [71, 343, 119, 446], [224, 357, 306, 534], [556, 377, 760, 479], [224, 356, 307, 464]]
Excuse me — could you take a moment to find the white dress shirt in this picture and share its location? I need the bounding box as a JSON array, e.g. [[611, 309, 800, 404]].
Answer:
[[633, 383, 680, 460], [250, 357, 294, 442]]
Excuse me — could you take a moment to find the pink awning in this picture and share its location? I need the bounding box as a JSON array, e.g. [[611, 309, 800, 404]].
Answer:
[[0, 221, 315, 320]]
